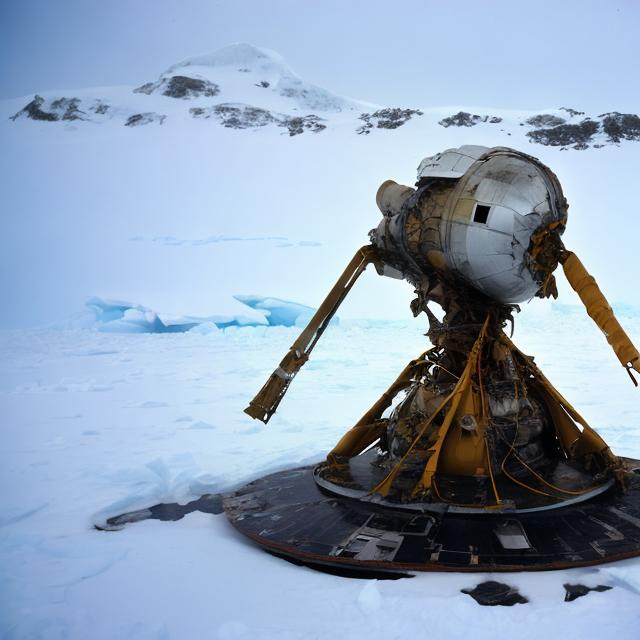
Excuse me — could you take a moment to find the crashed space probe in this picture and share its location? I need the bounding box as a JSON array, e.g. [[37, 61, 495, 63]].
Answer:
[[224, 145, 640, 574]]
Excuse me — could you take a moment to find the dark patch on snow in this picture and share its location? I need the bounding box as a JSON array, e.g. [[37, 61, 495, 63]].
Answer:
[[91, 101, 109, 115], [125, 112, 167, 127], [438, 111, 502, 128], [526, 118, 599, 149], [134, 82, 156, 95], [357, 108, 423, 134], [563, 583, 612, 602], [190, 103, 326, 135], [10, 95, 86, 122], [559, 106, 585, 117], [462, 581, 528, 606], [525, 114, 566, 128], [279, 114, 326, 136], [599, 112, 640, 143], [163, 76, 219, 99], [135, 75, 220, 99], [256, 80, 270, 88], [96, 493, 224, 531], [49, 97, 85, 120], [11, 95, 57, 121], [191, 103, 275, 128]]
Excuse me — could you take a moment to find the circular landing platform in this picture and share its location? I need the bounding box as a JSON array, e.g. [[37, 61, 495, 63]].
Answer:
[[223, 460, 640, 574]]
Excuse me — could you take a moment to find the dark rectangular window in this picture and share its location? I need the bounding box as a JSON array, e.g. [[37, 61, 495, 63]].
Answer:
[[473, 204, 491, 224]]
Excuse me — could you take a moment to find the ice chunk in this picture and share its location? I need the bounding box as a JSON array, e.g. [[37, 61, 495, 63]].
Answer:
[[234, 295, 338, 327], [85, 295, 327, 332], [86, 297, 200, 333]]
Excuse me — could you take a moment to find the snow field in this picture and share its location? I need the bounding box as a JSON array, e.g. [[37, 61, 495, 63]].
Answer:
[[2, 306, 640, 638]]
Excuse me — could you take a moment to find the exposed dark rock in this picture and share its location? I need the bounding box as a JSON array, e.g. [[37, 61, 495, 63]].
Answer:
[[526, 119, 599, 149], [191, 103, 326, 135], [50, 97, 85, 120], [190, 103, 275, 129], [462, 581, 528, 606], [134, 82, 155, 95], [91, 101, 110, 115], [564, 583, 612, 602], [134, 75, 219, 99], [560, 107, 585, 117], [256, 81, 270, 88], [163, 76, 219, 98], [525, 114, 566, 128], [438, 111, 502, 128], [11, 95, 57, 121], [215, 104, 274, 128], [357, 108, 423, 134], [125, 112, 167, 126], [599, 112, 640, 143], [279, 114, 326, 136], [10, 95, 86, 122]]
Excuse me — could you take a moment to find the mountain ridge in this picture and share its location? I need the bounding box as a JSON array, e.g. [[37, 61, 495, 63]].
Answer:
[[6, 42, 640, 150]]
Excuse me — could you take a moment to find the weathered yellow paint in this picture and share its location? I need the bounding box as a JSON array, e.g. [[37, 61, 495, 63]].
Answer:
[[562, 250, 640, 375], [245, 246, 379, 423], [327, 351, 429, 462]]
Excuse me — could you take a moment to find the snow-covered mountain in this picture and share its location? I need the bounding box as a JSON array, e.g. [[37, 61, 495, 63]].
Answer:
[[7, 43, 640, 149]]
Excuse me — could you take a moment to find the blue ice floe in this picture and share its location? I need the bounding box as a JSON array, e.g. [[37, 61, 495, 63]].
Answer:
[[232, 295, 325, 328], [86, 295, 331, 333]]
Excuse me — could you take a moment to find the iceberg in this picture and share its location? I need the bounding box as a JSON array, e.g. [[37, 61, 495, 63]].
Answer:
[[233, 294, 337, 327], [85, 295, 333, 333]]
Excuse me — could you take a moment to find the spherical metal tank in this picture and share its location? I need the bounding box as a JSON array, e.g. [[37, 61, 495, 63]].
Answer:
[[439, 148, 567, 303], [373, 147, 568, 304]]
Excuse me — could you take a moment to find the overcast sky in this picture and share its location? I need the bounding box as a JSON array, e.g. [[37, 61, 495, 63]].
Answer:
[[2, 0, 639, 113]]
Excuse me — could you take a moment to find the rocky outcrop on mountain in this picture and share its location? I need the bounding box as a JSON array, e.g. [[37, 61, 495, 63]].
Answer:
[[11, 95, 87, 122], [438, 111, 502, 128], [523, 110, 640, 149], [559, 107, 585, 117], [92, 101, 110, 115], [125, 112, 166, 126], [280, 115, 326, 136], [134, 75, 220, 99], [7, 44, 640, 152], [190, 103, 325, 136], [357, 108, 423, 134], [526, 119, 599, 150], [599, 112, 640, 143], [10, 95, 113, 123], [190, 103, 275, 128], [525, 114, 566, 128]]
